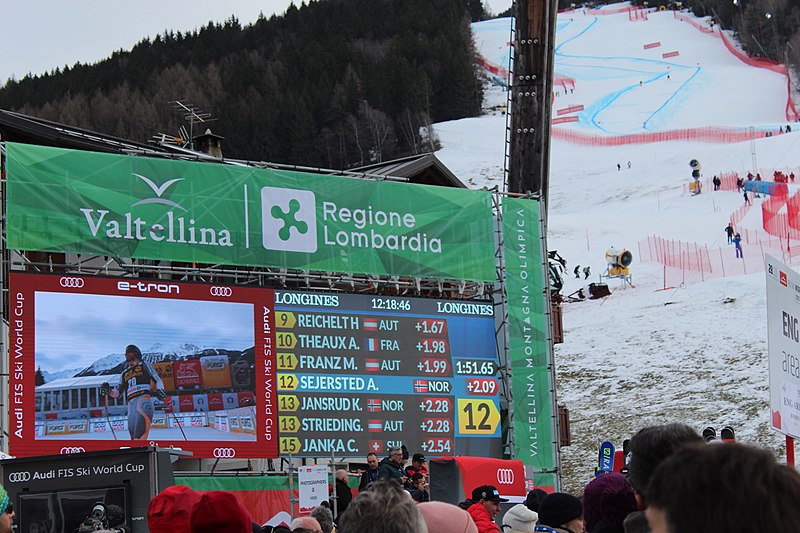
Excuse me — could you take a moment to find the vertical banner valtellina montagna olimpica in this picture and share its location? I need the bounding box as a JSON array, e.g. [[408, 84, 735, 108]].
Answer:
[[6, 143, 495, 281], [502, 196, 559, 489]]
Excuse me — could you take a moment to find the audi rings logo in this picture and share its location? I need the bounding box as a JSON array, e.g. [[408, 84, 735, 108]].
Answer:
[[8, 472, 31, 483], [213, 448, 236, 458], [59, 277, 85, 288], [210, 286, 233, 297], [496, 468, 515, 485], [60, 446, 85, 454]]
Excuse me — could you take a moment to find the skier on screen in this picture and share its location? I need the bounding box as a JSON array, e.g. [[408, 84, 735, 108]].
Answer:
[[101, 344, 167, 440]]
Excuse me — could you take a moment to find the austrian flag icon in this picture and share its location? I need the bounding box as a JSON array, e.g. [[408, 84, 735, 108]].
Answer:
[[365, 358, 380, 372], [368, 420, 383, 432], [363, 318, 378, 331]]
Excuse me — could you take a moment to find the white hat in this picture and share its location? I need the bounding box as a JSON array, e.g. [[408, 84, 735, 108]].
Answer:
[[503, 503, 539, 533]]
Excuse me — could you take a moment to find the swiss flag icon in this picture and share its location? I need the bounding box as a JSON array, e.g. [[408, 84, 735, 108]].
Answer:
[[369, 440, 384, 453]]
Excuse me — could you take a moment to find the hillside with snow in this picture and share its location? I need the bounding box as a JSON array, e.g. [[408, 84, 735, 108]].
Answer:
[[438, 4, 800, 490]]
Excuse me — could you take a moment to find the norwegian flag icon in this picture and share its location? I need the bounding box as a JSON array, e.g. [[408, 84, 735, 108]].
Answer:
[[413, 379, 429, 393], [369, 440, 384, 452], [368, 420, 383, 432], [365, 359, 380, 372], [367, 399, 382, 412], [364, 318, 379, 331]]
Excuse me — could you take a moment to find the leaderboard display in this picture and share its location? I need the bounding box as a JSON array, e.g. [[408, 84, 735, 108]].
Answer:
[[9, 273, 502, 459], [273, 291, 502, 458]]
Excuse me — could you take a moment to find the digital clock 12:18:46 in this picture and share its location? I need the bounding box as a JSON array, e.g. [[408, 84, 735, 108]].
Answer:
[[371, 297, 411, 311]]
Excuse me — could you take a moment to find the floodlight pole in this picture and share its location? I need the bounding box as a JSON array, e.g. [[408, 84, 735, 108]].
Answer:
[[507, 0, 558, 213]]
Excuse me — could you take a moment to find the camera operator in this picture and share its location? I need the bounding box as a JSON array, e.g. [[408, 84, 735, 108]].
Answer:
[[408, 473, 430, 503]]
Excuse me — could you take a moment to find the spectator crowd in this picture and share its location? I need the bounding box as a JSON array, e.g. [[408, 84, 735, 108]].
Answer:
[[3, 423, 795, 533]]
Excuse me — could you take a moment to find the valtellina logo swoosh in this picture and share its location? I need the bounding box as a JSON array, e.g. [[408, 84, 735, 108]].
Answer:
[[77, 173, 233, 247], [131, 173, 186, 211]]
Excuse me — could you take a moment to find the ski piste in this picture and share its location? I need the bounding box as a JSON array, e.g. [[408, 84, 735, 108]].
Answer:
[[595, 440, 615, 477]]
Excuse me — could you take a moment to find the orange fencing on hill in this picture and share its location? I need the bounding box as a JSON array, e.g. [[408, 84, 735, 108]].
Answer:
[[551, 126, 778, 146]]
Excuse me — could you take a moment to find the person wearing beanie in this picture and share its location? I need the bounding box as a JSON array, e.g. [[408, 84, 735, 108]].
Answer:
[[535, 492, 584, 533], [0, 485, 13, 533], [503, 503, 538, 533], [525, 489, 548, 513], [418, 501, 478, 533], [190, 490, 252, 533], [583, 474, 637, 533]]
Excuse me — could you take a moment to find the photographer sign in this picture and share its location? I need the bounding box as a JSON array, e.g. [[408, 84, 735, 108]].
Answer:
[[766, 255, 800, 438], [297, 465, 329, 511]]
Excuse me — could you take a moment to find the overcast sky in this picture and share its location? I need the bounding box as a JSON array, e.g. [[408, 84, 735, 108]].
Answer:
[[0, 0, 511, 87]]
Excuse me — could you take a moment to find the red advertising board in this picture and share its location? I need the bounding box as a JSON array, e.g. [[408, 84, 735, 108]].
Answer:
[[9, 273, 277, 459]]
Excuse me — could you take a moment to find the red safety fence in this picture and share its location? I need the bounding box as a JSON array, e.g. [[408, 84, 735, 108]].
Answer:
[[674, 10, 799, 121], [639, 232, 796, 287], [662, 51, 680, 58], [590, 6, 643, 15], [681, 171, 739, 195], [476, 54, 577, 92], [644, 42, 662, 49], [551, 126, 778, 146], [673, 11, 715, 34]]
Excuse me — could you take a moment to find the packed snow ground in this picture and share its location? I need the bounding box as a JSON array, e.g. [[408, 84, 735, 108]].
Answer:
[[438, 4, 800, 491]]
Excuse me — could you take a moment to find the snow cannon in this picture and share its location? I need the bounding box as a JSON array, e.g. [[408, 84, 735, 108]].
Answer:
[[689, 159, 702, 194], [605, 247, 633, 277]]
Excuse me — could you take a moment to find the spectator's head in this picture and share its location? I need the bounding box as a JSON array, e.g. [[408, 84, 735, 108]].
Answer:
[[646, 442, 800, 533], [627, 423, 702, 507], [367, 452, 379, 470], [0, 484, 13, 533], [412, 472, 425, 489], [147, 484, 202, 533], [338, 479, 427, 533], [190, 490, 252, 533], [401, 445, 409, 463], [418, 501, 477, 533], [502, 503, 538, 533], [388, 446, 404, 465], [583, 473, 637, 532], [412, 453, 426, 469], [470, 485, 508, 519], [125, 344, 142, 363], [290, 516, 322, 533], [538, 492, 584, 533], [310, 506, 334, 533], [336, 469, 349, 483], [524, 488, 548, 513]]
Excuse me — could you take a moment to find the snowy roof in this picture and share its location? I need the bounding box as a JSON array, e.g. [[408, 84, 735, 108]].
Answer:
[[36, 375, 113, 392]]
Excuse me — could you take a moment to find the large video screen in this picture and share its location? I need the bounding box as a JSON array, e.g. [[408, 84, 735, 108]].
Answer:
[[10, 274, 501, 459]]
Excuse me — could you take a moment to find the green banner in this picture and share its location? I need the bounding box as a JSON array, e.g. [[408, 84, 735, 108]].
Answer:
[[6, 143, 495, 281], [502, 197, 558, 483]]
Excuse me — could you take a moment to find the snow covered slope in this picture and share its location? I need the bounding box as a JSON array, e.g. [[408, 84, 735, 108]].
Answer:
[[437, 3, 800, 490]]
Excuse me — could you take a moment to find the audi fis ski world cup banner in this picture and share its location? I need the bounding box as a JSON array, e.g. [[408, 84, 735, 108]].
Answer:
[[765, 254, 800, 438], [5, 143, 495, 281], [9, 273, 502, 459], [502, 197, 558, 489]]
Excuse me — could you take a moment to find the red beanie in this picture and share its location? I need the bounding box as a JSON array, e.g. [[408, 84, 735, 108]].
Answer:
[[190, 490, 252, 533], [147, 485, 202, 533]]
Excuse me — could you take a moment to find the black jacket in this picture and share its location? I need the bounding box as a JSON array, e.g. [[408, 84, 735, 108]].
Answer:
[[358, 467, 379, 490], [377, 457, 405, 483]]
